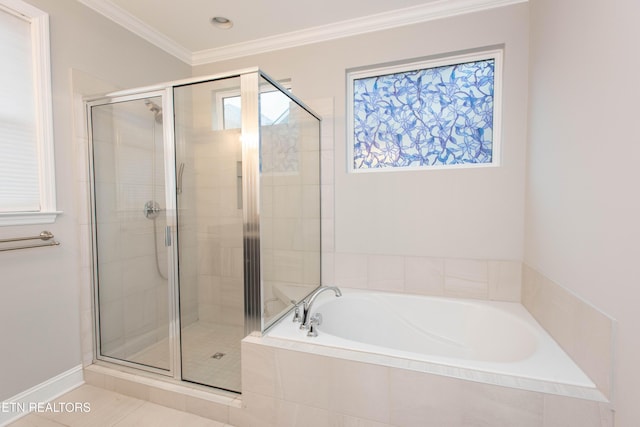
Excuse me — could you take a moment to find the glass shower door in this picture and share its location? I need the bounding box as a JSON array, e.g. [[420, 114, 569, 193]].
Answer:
[[173, 77, 245, 392], [89, 94, 175, 374]]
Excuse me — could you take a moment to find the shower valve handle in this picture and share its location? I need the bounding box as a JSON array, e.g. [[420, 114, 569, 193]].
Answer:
[[143, 200, 162, 219]]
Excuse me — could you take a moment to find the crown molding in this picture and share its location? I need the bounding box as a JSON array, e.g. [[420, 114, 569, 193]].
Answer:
[[192, 0, 526, 65], [79, 0, 526, 67], [78, 0, 192, 64]]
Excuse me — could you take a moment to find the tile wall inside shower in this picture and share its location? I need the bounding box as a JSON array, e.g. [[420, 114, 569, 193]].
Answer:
[[176, 126, 245, 392]]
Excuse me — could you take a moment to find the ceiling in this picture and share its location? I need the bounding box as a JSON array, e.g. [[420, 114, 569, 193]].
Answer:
[[78, 0, 524, 66]]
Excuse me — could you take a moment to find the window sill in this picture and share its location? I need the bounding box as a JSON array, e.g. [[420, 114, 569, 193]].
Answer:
[[0, 211, 63, 227]]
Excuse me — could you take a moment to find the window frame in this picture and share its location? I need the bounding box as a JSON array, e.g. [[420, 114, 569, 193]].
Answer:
[[0, 0, 58, 226], [213, 80, 292, 130], [347, 49, 503, 173]]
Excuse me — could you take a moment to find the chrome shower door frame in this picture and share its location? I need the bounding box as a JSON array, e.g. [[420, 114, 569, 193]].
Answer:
[[86, 88, 181, 378], [240, 72, 261, 335]]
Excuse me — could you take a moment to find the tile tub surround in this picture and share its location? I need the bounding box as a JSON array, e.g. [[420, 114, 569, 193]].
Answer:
[[240, 337, 613, 427], [333, 253, 522, 302], [522, 265, 615, 401], [265, 289, 604, 401]]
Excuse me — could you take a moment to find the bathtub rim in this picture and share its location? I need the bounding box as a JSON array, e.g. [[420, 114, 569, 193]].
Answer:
[[258, 288, 609, 403]]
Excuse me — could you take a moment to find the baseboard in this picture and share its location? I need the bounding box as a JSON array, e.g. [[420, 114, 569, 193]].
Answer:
[[0, 365, 84, 426]]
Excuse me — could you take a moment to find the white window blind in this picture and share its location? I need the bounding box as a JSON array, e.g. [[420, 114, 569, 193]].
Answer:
[[0, 0, 58, 225], [0, 7, 40, 212]]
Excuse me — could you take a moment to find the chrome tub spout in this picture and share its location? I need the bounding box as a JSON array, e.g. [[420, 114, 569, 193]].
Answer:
[[299, 286, 342, 332]]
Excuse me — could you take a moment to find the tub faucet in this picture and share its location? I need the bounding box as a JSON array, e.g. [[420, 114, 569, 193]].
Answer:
[[299, 286, 342, 332]]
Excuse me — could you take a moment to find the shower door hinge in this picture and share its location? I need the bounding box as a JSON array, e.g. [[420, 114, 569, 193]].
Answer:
[[165, 226, 172, 247]]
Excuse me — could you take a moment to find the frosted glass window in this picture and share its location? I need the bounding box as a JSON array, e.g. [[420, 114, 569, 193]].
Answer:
[[0, 1, 57, 225], [348, 50, 502, 172]]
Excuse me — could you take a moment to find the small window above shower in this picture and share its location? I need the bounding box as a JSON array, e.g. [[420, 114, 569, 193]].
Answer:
[[213, 81, 292, 130]]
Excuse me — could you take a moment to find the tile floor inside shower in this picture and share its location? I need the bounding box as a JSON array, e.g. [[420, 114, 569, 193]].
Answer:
[[128, 321, 243, 392]]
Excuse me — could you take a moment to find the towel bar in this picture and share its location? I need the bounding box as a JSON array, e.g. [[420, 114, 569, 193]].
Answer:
[[0, 231, 60, 252]]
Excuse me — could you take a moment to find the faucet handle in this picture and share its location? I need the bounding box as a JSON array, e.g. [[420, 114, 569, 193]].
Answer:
[[292, 304, 302, 323], [306, 313, 322, 337], [307, 313, 322, 338]]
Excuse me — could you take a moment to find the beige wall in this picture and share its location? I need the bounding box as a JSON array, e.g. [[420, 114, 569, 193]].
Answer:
[[525, 0, 640, 423], [193, 4, 530, 261], [0, 0, 190, 401]]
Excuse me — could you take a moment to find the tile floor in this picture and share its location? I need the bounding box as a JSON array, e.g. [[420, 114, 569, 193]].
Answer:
[[129, 321, 243, 392], [9, 384, 234, 427]]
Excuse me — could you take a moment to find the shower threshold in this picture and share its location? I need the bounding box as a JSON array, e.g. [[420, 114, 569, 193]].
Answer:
[[83, 363, 241, 424]]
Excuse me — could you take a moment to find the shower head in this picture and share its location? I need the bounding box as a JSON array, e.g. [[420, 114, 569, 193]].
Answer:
[[144, 99, 163, 124]]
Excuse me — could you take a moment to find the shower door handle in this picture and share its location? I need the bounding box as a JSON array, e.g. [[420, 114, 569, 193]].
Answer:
[[177, 163, 185, 195], [165, 226, 172, 247], [237, 161, 242, 209]]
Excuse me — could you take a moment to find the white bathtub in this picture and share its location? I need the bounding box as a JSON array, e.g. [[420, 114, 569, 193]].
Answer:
[[265, 288, 606, 401]]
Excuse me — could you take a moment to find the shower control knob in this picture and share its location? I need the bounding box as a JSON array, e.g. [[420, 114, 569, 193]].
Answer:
[[143, 200, 162, 219]]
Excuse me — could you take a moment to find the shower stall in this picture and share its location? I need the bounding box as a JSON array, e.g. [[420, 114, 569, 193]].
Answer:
[[87, 69, 321, 393]]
